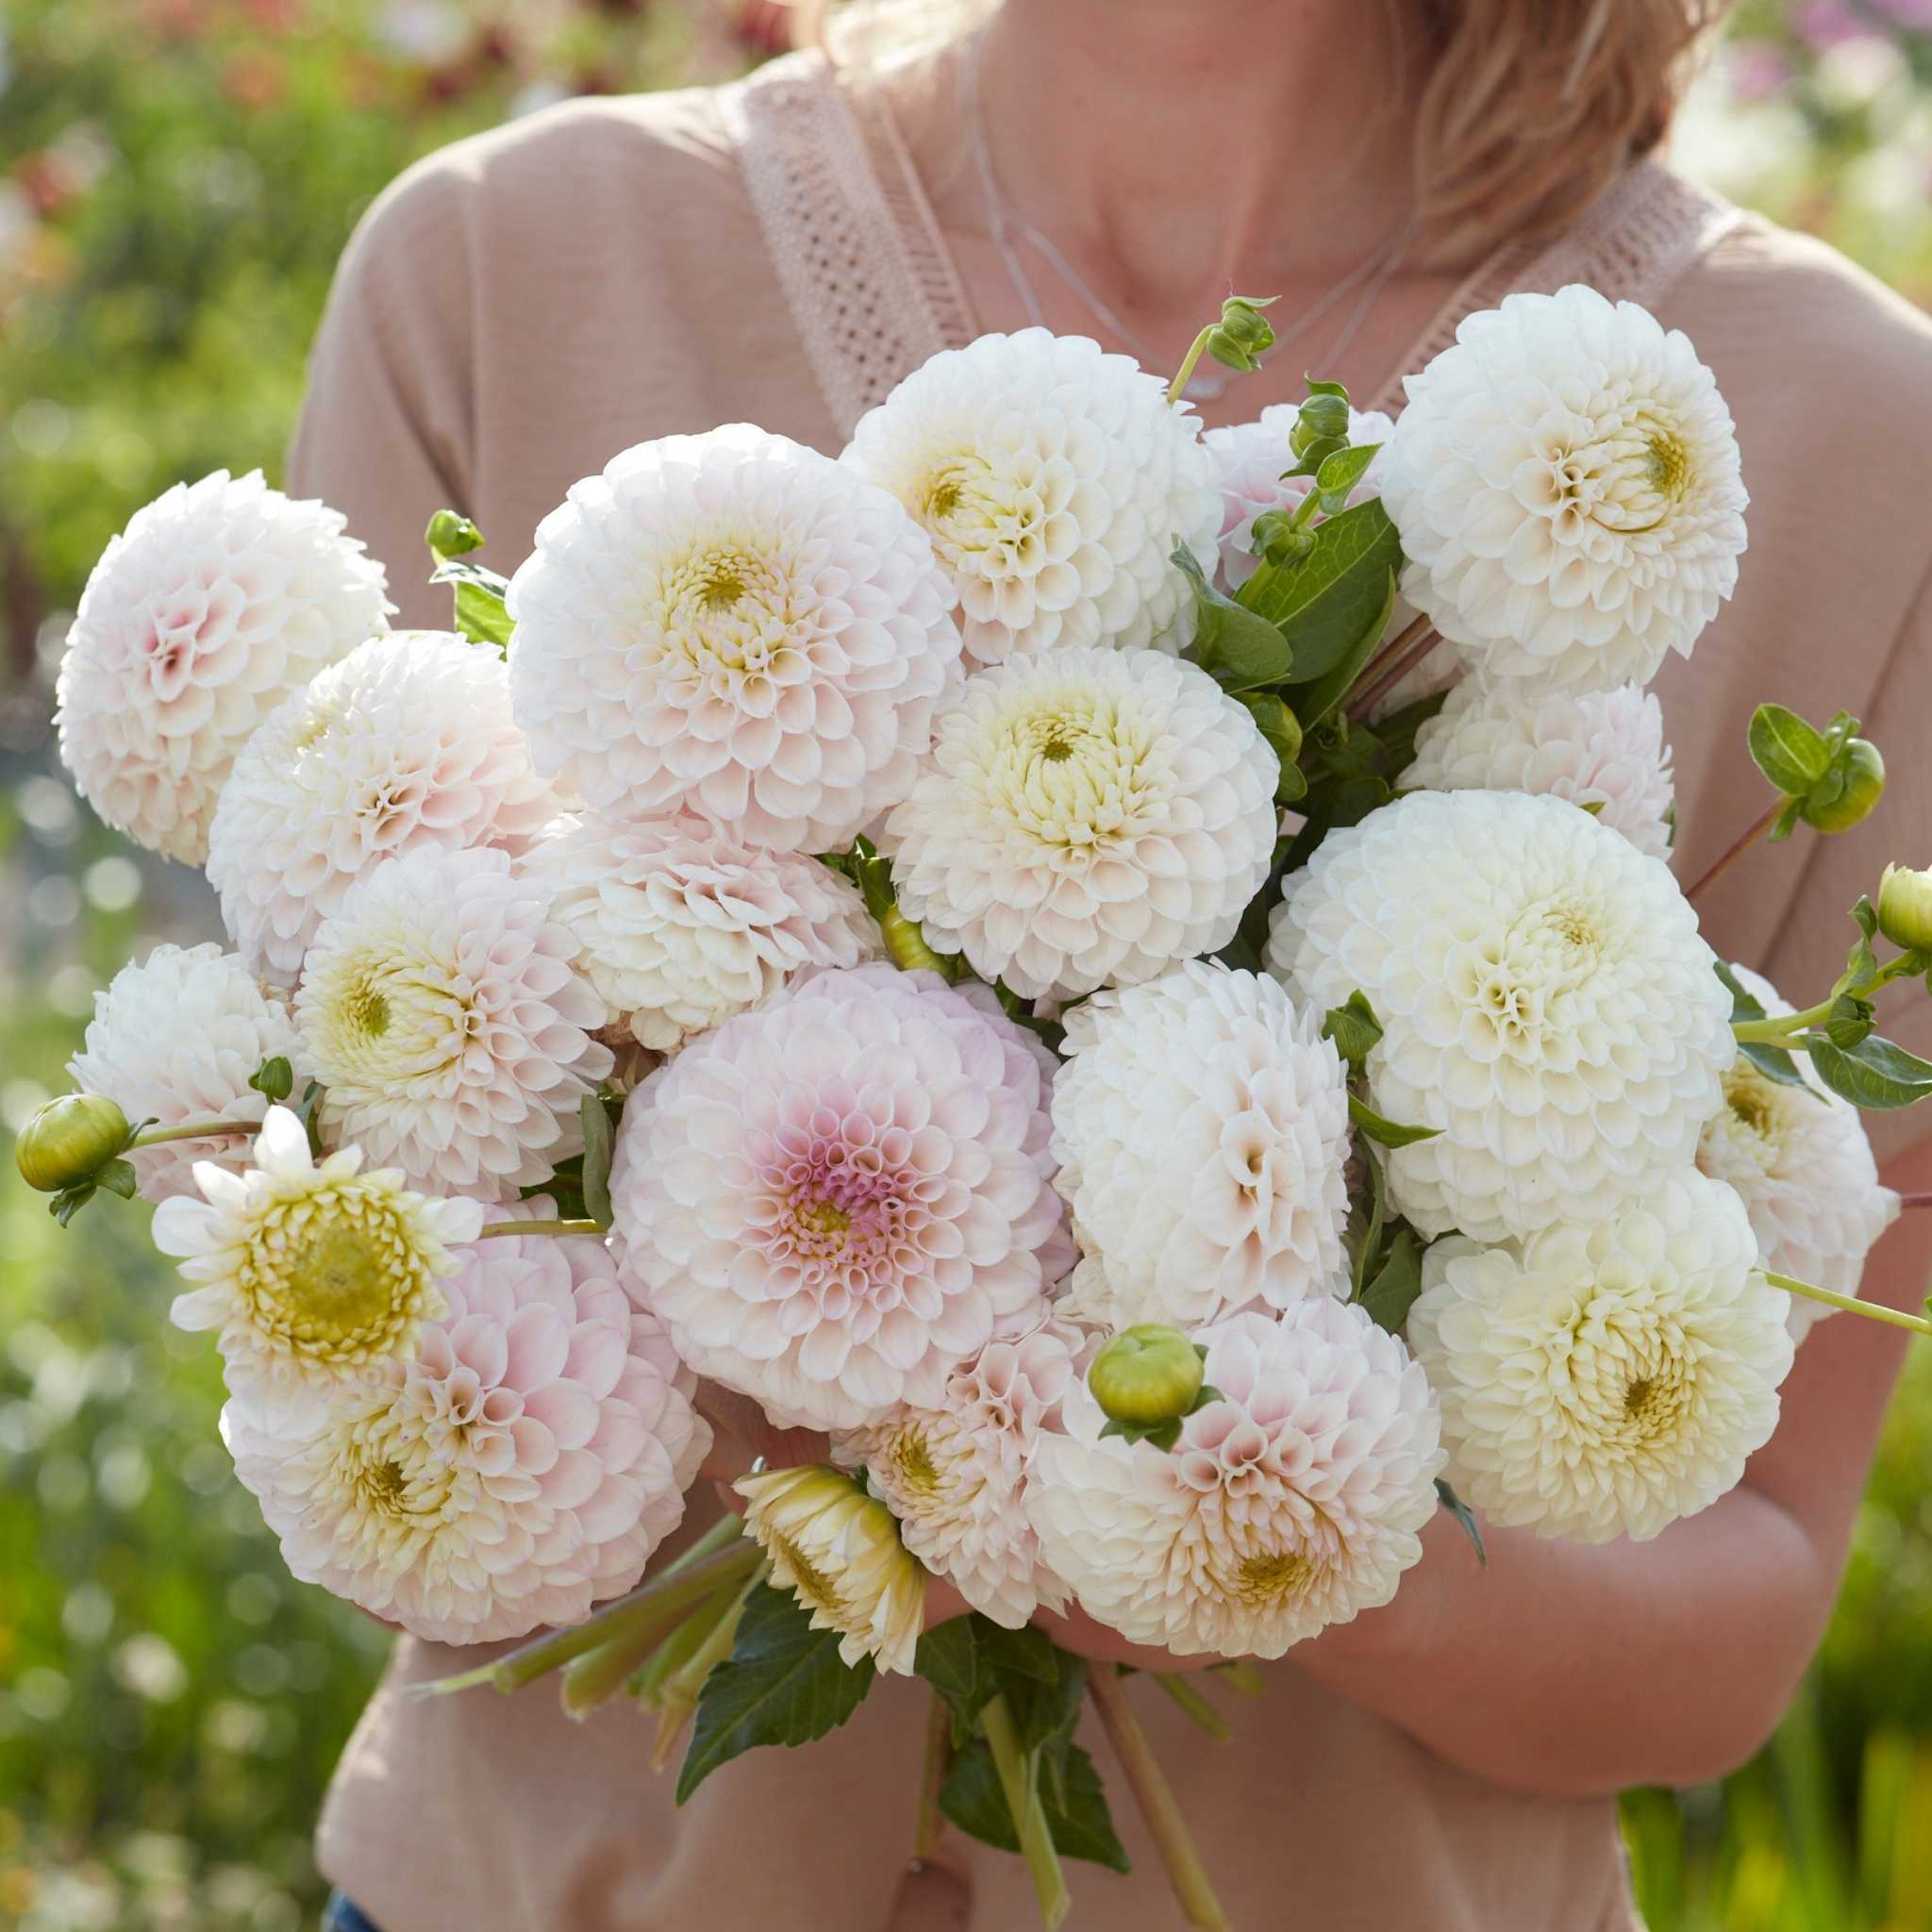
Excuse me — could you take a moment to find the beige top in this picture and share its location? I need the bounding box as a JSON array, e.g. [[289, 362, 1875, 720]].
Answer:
[[288, 49, 1932, 1932]]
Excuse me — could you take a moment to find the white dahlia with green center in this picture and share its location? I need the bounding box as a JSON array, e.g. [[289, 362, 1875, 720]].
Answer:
[[153, 1106, 482, 1397], [841, 329, 1222, 666], [879, 645, 1279, 1000], [1378, 284, 1747, 690], [1407, 1172, 1794, 1542]]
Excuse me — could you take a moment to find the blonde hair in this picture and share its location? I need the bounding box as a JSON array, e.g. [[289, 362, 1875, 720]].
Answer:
[[794, 0, 1730, 258]]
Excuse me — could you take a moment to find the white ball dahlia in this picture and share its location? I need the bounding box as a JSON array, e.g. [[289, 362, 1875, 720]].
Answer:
[[1202, 405, 1395, 590], [532, 813, 879, 1052], [68, 942, 302, 1205], [1268, 789, 1734, 1243], [841, 1318, 1082, 1629], [206, 631, 560, 984], [224, 1216, 708, 1643], [1407, 1172, 1794, 1542], [609, 963, 1069, 1433], [1051, 961, 1352, 1327], [1404, 676, 1676, 860], [841, 329, 1223, 666], [152, 1106, 483, 1397], [55, 470, 391, 865], [1378, 284, 1748, 689], [294, 846, 613, 1201], [505, 425, 962, 850], [879, 646, 1278, 1000], [1697, 965, 1900, 1341], [1028, 1304, 1443, 1659]]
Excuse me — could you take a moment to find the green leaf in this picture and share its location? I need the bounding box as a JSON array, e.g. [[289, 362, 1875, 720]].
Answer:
[[93, 1158, 140, 1201], [1303, 376, 1351, 399], [1350, 1141, 1387, 1301], [51, 1182, 97, 1226], [1834, 896, 1882, 999], [1347, 1092, 1440, 1148], [1314, 442, 1380, 513], [1747, 703, 1830, 797], [1322, 991, 1383, 1071], [1714, 959, 1766, 1025], [579, 1093, 616, 1230], [915, 1618, 990, 1733], [1766, 795, 1806, 844], [676, 1583, 875, 1804], [1240, 499, 1404, 687], [1281, 569, 1398, 732], [1805, 1034, 1932, 1111], [939, 1739, 1130, 1873], [1435, 1479, 1488, 1568], [1239, 691, 1303, 766], [978, 1622, 1060, 1692], [1357, 1229, 1424, 1334], [428, 559, 516, 654], [248, 1055, 293, 1105], [1174, 545, 1296, 691], [1824, 992, 1877, 1051], [1740, 1041, 1813, 1091]]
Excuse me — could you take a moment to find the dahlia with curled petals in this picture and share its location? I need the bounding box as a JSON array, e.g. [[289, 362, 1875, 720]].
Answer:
[[1268, 789, 1733, 1242], [56, 471, 391, 864], [206, 632, 560, 983], [608, 963, 1070, 1432], [294, 846, 612, 1201], [224, 1210, 708, 1642], [1377, 285, 1747, 690], [1051, 961, 1353, 1328], [69, 942, 302, 1205], [878, 646, 1279, 1000], [533, 813, 879, 1051], [841, 329, 1222, 666], [1407, 1172, 1793, 1542], [506, 426, 962, 850], [1027, 1303, 1443, 1659]]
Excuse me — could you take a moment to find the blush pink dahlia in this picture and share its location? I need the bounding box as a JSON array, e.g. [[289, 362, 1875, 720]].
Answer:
[[609, 963, 1070, 1432]]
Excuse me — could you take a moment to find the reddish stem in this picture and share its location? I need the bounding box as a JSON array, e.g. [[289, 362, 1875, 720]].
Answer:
[[1686, 798, 1783, 903], [1900, 1193, 1932, 1210], [1345, 615, 1441, 723]]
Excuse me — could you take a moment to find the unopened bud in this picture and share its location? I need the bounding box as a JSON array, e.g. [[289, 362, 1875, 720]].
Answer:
[[14, 1092, 130, 1193], [1290, 391, 1350, 461], [1800, 738, 1885, 833], [1877, 863, 1932, 952], [1089, 1324, 1205, 1427], [1205, 295, 1278, 375]]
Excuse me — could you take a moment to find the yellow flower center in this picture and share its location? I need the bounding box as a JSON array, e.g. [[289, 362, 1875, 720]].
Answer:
[[1231, 1547, 1319, 1607], [773, 1532, 846, 1617], [888, 1426, 943, 1500]]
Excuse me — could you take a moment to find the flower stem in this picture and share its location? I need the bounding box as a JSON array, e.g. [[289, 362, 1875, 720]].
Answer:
[[1732, 998, 1839, 1046], [1211, 1659, 1266, 1700], [1766, 1271, 1932, 1339], [648, 1567, 760, 1768], [126, 1117, 259, 1149], [1088, 1665, 1231, 1931], [982, 1692, 1069, 1931], [475, 1218, 606, 1240], [914, 1687, 953, 1863], [1167, 325, 1214, 408], [1345, 614, 1441, 723], [1154, 1672, 1232, 1742], [1900, 1193, 1932, 1210], [1686, 797, 1784, 903]]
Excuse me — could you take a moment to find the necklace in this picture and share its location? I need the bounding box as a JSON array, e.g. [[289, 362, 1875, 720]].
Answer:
[[958, 30, 1414, 404]]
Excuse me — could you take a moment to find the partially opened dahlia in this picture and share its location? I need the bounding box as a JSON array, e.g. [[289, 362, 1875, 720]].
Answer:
[[56, 470, 391, 864], [842, 329, 1222, 665], [879, 646, 1279, 1000], [609, 963, 1069, 1432], [1268, 789, 1733, 1242], [506, 425, 962, 850], [1407, 1172, 1794, 1542], [69, 942, 302, 1204], [206, 631, 560, 983], [1028, 1304, 1443, 1658], [225, 1213, 708, 1642], [1051, 961, 1353, 1327], [295, 846, 613, 1201]]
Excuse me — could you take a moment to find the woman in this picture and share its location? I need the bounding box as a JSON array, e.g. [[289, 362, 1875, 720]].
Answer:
[[291, 4, 1932, 1926]]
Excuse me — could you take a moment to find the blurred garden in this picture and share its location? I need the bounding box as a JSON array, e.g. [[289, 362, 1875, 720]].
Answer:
[[3, 1, 1932, 1926]]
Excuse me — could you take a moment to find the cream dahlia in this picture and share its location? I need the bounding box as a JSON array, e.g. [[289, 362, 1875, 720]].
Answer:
[[841, 329, 1223, 666], [533, 813, 879, 1051], [1028, 1303, 1443, 1659], [206, 631, 560, 983], [1051, 961, 1352, 1327], [841, 1318, 1082, 1629], [1698, 964, 1900, 1340], [878, 646, 1278, 1000], [505, 425, 961, 850], [1202, 405, 1395, 590], [1403, 676, 1676, 860], [68, 942, 302, 1204], [1268, 789, 1733, 1242], [153, 1106, 482, 1396], [609, 963, 1069, 1432], [224, 1214, 708, 1642], [1378, 285, 1748, 689], [294, 846, 613, 1201], [55, 471, 391, 865], [1407, 1172, 1794, 1542]]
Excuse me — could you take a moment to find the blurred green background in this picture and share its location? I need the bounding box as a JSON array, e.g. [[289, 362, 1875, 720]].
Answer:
[[3, 2, 1932, 1926]]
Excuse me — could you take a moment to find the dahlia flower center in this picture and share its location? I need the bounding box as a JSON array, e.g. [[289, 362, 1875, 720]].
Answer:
[[312, 950, 476, 1090], [659, 538, 797, 683], [1571, 1305, 1694, 1449], [758, 1134, 922, 1303], [887, 1425, 943, 1500], [1541, 404, 1697, 541], [1723, 1067, 1790, 1155], [991, 698, 1159, 849], [773, 1532, 846, 1617], [918, 453, 1042, 564], [1231, 1546, 1320, 1607]]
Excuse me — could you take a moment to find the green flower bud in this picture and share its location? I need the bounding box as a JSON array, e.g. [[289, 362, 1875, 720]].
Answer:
[[1205, 296, 1278, 375], [1089, 1324, 1205, 1427], [1800, 738, 1885, 833], [1877, 863, 1932, 952], [425, 508, 486, 559], [15, 1093, 130, 1193], [1290, 395, 1351, 463], [1249, 509, 1315, 567]]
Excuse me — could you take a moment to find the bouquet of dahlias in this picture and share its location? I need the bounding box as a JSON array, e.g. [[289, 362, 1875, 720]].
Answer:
[[23, 287, 1932, 1928]]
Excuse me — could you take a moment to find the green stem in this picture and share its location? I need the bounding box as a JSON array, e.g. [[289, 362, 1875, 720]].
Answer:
[[1211, 1660, 1266, 1701], [649, 1568, 761, 1768], [1155, 1672, 1232, 1742], [475, 1218, 606, 1240], [1766, 1272, 1932, 1340], [914, 1687, 953, 1862], [126, 1117, 258, 1148], [982, 1692, 1069, 1931], [1166, 325, 1214, 408], [1088, 1666, 1231, 1932], [1732, 999, 1839, 1046], [880, 905, 958, 979]]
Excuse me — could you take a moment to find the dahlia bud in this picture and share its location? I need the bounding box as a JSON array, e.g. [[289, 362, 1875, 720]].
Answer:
[[1089, 1324, 1206, 1427], [1205, 295, 1278, 375], [1290, 390, 1351, 462], [1877, 863, 1932, 953], [1800, 738, 1885, 834], [14, 1092, 131, 1192]]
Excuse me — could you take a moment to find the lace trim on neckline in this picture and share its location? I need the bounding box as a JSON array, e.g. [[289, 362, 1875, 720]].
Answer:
[[735, 48, 1745, 440]]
